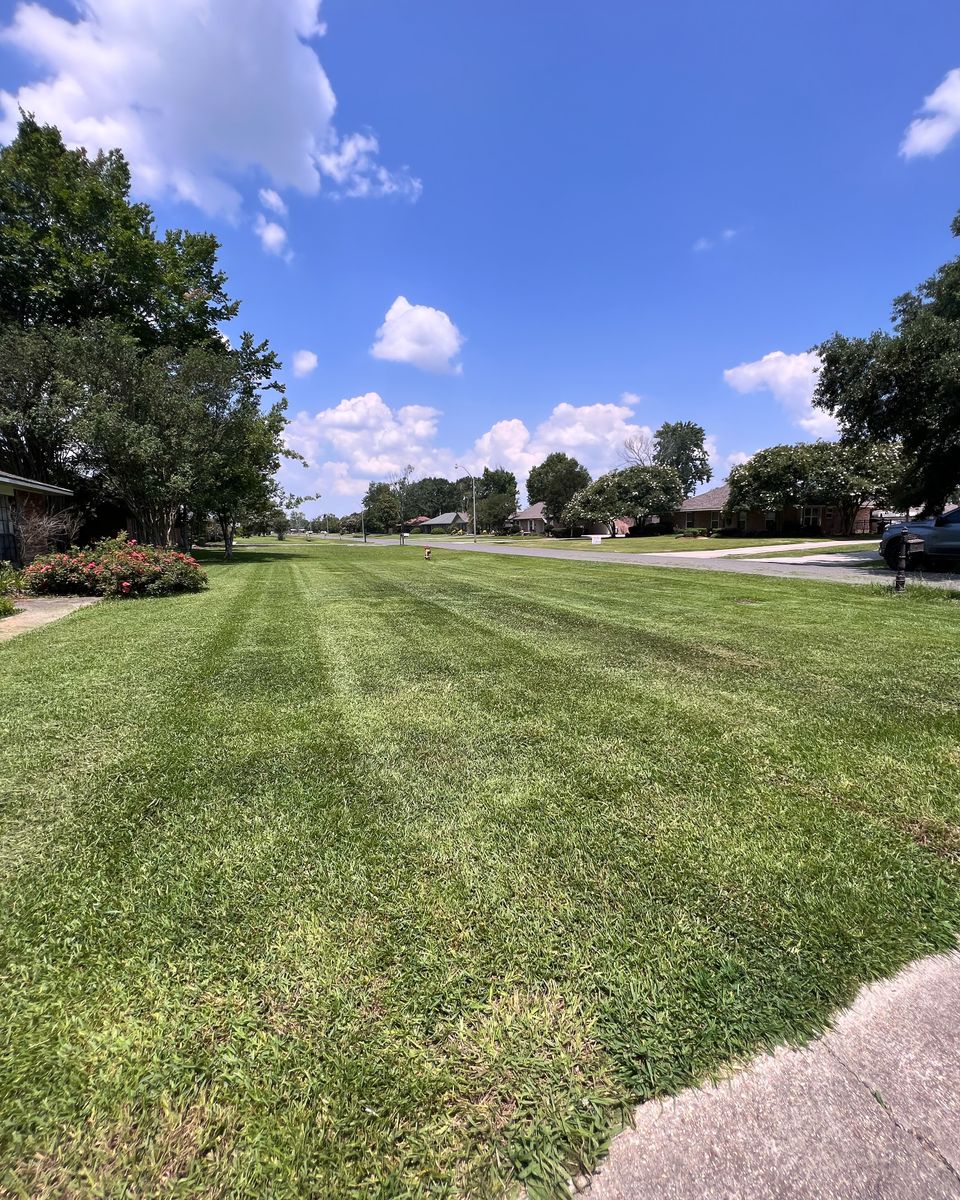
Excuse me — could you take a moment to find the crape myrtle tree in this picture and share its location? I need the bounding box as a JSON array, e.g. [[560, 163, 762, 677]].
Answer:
[[562, 465, 683, 536], [726, 441, 902, 535], [526, 452, 591, 532], [813, 208, 960, 513]]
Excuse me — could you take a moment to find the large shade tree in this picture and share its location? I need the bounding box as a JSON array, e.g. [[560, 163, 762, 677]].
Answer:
[[562, 465, 683, 536], [813, 208, 960, 512], [526, 452, 591, 529], [653, 421, 712, 498]]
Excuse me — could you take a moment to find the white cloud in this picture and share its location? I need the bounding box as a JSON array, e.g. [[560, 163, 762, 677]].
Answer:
[[370, 296, 465, 374], [281, 391, 658, 513], [901, 68, 960, 158], [259, 187, 288, 216], [254, 213, 291, 260], [705, 435, 751, 478], [0, 0, 420, 216], [693, 228, 738, 252], [723, 350, 837, 438], [292, 349, 318, 378]]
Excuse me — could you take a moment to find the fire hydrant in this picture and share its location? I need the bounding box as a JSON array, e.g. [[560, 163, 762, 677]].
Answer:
[[424, 548, 433, 561]]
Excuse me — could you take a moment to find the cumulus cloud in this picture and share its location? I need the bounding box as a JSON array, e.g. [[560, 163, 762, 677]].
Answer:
[[254, 213, 291, 260], [723, 350, 837, 438], [259, 187, 288, 216], [370, 296, 465, 374], [0, 0, 420, 216], [901, 68, 960, 158], [704, 435, 751, 478], [281, 390, 659, 513], [292, 349, 318, 378]]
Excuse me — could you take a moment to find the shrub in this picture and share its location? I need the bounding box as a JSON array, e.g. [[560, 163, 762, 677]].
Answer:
[[24, 534, 207, 599], [0, 562, 24, 597], [0, 595, 15, 619]]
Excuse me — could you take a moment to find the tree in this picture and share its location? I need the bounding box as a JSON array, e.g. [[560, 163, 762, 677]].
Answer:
[[653, 421, 712, 498], [476, 492, 517, 532], [561, 472, 624, 535], [813, 208, 960, 512], [310, 513, 341, 534], [617, 464, 685, 525], [477, 466, 518, 504], [405, 476, 459, 517], [621, 433, 656, 467], [0, 115, 236, 346], [526, 452, 591, 529], [727, 441, 902, 534], [341, 511, 363, 534], [562, 465, 683, 536], [362, 481, 400, 533]]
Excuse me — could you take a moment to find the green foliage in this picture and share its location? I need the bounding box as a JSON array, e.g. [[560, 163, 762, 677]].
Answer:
[[0, 595, 14, 619], [653, 420, 712, 498], [813, 208, 960, 511], [23, 533, 207, 597], [563, 465, 684, 532], [0, 562, 24, 596], [727, 441, 902, 534], [0, 115, 236, 344], [476, 491, 517, 532], [310, 514, 342, 534], [477, 465, 518, 504], [527, 452, 592, 527], [362, 481, 401, 533], [404, 476, 460, 517]]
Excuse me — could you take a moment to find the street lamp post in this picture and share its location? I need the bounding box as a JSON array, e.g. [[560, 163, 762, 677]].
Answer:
[[361, 508, 367, 543], [455, 464, 478, 543]]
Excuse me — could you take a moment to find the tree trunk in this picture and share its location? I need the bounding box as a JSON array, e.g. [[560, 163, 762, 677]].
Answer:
[[218, 514, 234, 560]]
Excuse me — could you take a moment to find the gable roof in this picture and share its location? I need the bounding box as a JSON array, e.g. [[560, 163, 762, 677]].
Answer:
[[421, 511, 469, 526], [509, 501, 546, 521], [0, 469, 73, 497], [678, 483, 730, 512]]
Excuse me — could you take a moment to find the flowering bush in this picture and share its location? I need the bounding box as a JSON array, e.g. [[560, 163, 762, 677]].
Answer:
[[24, 534, 207, 598]]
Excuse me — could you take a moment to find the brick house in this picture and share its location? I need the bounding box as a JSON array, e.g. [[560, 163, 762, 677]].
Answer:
[[675, 483, 877, 536], [0, 470, 74, 563]]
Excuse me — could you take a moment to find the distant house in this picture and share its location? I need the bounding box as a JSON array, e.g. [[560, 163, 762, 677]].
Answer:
[[418, 511, 470, 534], [508, 501, 549, 535], [0, 470, 74, 563], [401, 515, 431, 532], [675, 483, 877, 536]]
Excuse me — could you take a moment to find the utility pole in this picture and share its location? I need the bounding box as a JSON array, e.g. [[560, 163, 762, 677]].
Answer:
[[361, 508, 367, 543], [455, 464, 478, 543]]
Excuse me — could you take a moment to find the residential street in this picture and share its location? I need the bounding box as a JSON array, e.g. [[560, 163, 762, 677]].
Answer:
[[362, 537, 960, 590]]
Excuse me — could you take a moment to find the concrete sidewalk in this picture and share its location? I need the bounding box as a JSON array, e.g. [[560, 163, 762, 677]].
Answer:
[[0, 595, 99, 642], [583, 951, 960, 1199]]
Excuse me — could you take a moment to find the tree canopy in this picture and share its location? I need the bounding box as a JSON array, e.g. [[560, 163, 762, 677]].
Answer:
[[0, 115, 296, 556], [526, 452, 591, 527], [653, 421, 712, 498], [813, 208, 960, 511], [727, 441, 902, 534], [562, 464, 683, 534]]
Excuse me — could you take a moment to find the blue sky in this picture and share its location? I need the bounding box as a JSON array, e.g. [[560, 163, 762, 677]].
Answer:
[[2, 0, 960, 514]]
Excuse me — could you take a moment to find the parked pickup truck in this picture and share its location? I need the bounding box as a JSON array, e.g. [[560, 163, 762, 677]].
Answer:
[[880, 507, 960, 569]]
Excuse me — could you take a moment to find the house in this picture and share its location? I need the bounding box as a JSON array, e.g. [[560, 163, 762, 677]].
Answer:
[[0, 470, 74, 563], [675, 483, 877, 536], [401, 515, 431, 532], [417, 511, 470, 534], [508, 501, 549, 535]]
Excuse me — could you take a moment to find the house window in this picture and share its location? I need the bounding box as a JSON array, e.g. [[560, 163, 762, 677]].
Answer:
[[685, 513, 696, 529], [709, 512, 722, 530], [800, 505, 824, 528], [737, 510, 746, 531], [764, 510, 777, 531], [0, 495, 15, 562]]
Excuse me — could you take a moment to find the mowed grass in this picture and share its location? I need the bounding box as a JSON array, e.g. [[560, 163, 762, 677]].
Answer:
[[1, 543, 958, 1198], [399, 534, 876, 554]]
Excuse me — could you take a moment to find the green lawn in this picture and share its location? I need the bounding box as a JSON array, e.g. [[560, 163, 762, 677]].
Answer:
[[1, 543, 958, 1198], [747, 543, 883, 560]]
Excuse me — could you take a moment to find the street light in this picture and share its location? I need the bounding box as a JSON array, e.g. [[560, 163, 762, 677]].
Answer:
[[455, 463, 478, 544]]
